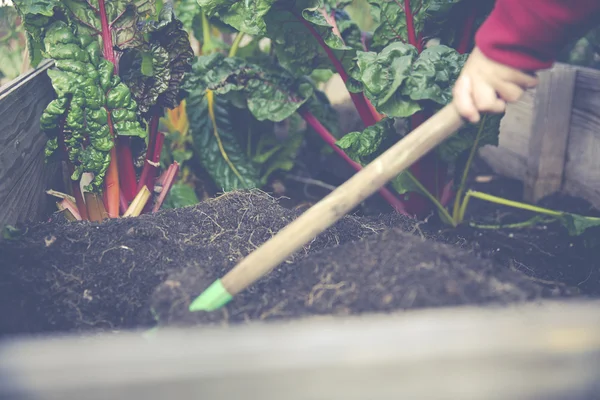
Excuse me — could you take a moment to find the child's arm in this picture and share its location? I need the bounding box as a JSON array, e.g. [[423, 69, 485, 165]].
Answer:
[[453, 0, 600, 123]]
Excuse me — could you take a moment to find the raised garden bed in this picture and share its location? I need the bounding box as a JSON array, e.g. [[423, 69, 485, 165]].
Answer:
[[1, 178, 599, 336], [1, 1, 600, 397]]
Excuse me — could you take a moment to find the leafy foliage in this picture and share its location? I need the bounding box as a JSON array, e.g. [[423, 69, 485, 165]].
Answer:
[[13, 0, 193, 220], [162, 182, 200, 208], [349, 42, 467, 117], [186, 89, 261, 191], [367, 0, 462, 50], [182, 52, 314, 122], [559, 213, 600, 236], [121, 3, 195, 114], [38, 21, 146, 190], [336, 117, 396, 164]]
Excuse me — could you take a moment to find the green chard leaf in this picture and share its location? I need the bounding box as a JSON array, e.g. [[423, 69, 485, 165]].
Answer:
[[60, 0, 154, 51], [334, 116, 422, 196], [436, 112, 502, 165], [182, 52, 314, 122], [38, 21, 146, 191], [336, 117, 396, 164], [120, 3, 194, 114], [14, 0, 194, 195], [197, 0, 278, 36], [173, 0, 201, 31], [558, 213, 600, 236], [196, 0, 363, 78], [350, 42, 467, 117], [162, 182, 200, 208], [186, 89, 262, 191], [265, 1, 363, 77], [12, 0, 60, 66], [367, 0, 463, 51]]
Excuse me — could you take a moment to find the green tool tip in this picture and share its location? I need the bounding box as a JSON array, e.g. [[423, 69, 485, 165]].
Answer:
[[189, 279, 233, 312]]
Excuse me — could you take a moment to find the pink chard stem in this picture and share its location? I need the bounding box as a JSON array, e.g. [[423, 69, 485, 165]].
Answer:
[[295, 12, 381, 126]]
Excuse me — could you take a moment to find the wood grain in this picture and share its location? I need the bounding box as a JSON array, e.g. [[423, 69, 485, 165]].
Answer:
[[478, 89, 536, 181], [563, 67, 600, 210], [1, 299, 599, 400], [524, 64, 576, 203], [0, 60, 62, 230], [479, 63, 600, 210]]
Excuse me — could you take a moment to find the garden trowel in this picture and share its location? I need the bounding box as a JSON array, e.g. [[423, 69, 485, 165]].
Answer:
[[189, 103, 465, 312]]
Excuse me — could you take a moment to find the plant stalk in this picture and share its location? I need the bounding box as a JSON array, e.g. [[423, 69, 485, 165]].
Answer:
[[404, 0, 421, 51], [452, 114, 487, 222], [405, 171, 455, 226], [98, 0, 121, 217], [229, 32, 245, 58], [295, 12, 382, 126]]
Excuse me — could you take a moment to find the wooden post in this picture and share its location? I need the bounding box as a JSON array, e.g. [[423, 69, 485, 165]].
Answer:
[[524, 64, 576, 203], [0, 60, 61, 230], [562, 68, 600, 206]]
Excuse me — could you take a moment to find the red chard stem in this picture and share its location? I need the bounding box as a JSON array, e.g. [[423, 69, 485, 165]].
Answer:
[[404, 0, 420, 51], [295, 13, 381, 126]]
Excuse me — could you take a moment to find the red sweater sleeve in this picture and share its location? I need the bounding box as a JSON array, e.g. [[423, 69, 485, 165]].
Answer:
[[475, 0, 600, 71]]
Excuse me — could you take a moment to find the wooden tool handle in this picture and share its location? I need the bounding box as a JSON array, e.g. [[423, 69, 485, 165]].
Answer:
[[223, 103, 465, 295]]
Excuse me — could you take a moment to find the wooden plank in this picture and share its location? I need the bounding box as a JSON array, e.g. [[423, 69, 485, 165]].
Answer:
[[1, 299, 599, 400], [478, 89, 536, 181], [524, 64, 576, 203], [0, 60, 62, 229], [562, 67, 600, 210]]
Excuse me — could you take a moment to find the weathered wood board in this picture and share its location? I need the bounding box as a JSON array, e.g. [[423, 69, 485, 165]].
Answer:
[[1, 299, 599, 400], [479, 63, 600, 210], [0, 60, 62, 231]]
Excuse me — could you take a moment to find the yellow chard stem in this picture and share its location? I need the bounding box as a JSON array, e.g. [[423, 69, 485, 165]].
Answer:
[[458, 189, 564, 224], [201, 12, 212, 54], [452, 114, 487, 223], [229, 32, 246, 58], [406, 171, 455, 226]]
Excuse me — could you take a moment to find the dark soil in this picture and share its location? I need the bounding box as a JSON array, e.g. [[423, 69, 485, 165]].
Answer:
[[1, 178, 596, 337], [150, 226, 557, 329], [0, 190, 407, 336]]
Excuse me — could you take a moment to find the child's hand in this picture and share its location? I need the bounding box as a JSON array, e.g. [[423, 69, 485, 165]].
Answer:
[[452, 47, 539, 123]]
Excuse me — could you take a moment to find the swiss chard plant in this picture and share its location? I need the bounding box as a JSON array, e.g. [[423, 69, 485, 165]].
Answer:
[[176, 0, 500, 218], [12, 0, 194, 221]]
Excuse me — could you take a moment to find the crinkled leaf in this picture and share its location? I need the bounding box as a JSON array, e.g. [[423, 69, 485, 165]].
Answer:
[[163, 182, 200, 208], [182, 52, 314, 122], [350, 41, 419, 117], [39, 21, 146, 191], [367, 0, 463, 51], [61, 0, 154, 51], [121, 4, 194, 114], [335, 117, 417, 195], [197, 0, 277, 36], [404, 44, 467, 104], [335, 117, 395, 164], [558, 213, 600, 236], [173, 0, 200, 31], [263, 2, 363, 77], [350, 42, 466, 117], [186, 89, 261, 191], [12, 0, 60, 66]]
